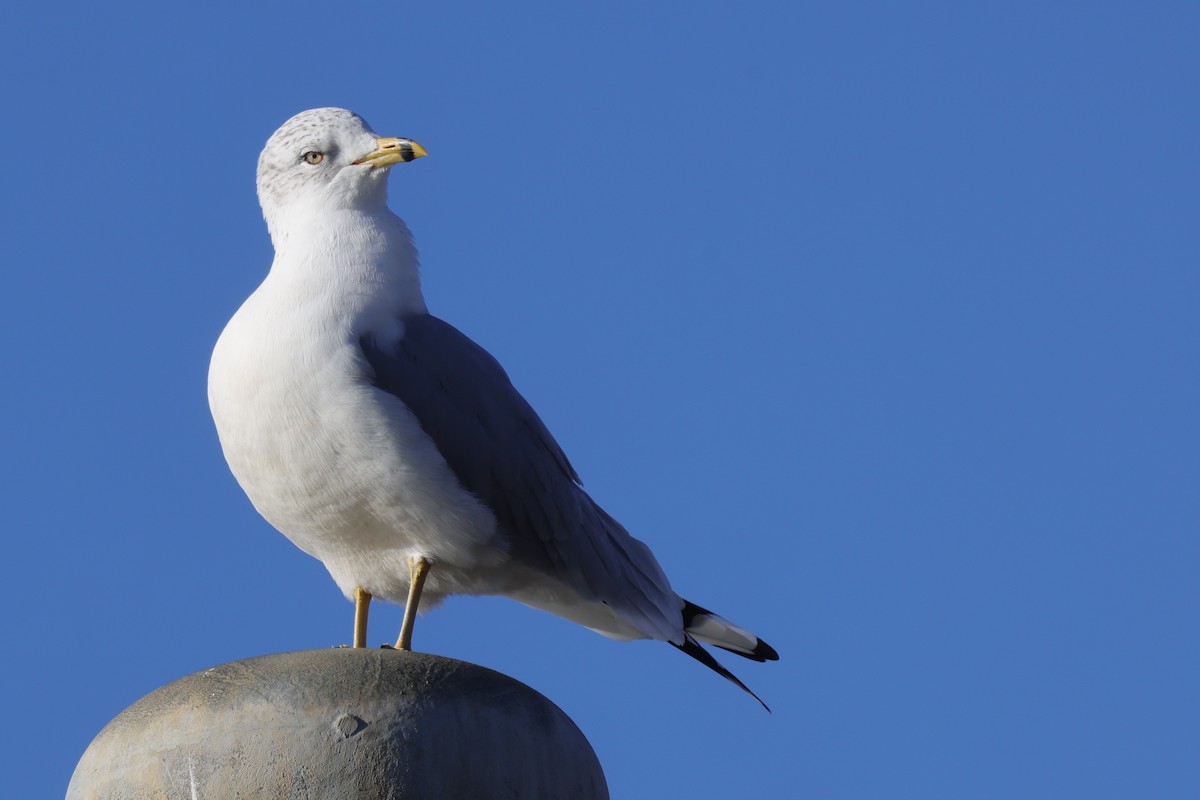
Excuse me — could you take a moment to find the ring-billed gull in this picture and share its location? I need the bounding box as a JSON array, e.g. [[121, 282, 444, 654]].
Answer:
[[208, 108, 778, 704]]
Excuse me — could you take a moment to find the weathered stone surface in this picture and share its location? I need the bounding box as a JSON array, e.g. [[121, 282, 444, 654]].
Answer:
[[67, 649, 608, 799]]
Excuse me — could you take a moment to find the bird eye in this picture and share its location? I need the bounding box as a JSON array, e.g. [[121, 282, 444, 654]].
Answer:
[[303, 151, 325, 165]]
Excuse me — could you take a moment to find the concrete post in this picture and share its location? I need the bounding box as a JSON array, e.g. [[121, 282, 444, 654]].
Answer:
[[67, 649, 608, 799]]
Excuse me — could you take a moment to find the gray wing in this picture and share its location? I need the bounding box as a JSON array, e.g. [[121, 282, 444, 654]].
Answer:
[[359, 313, 682, 642]]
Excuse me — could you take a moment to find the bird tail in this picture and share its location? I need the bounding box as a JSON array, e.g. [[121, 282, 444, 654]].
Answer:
[[683, 600, 779, 662], [675, 600, 779, 711]]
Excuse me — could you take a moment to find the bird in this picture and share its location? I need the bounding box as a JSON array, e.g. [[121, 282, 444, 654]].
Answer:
[[208, 107, 778, 705]]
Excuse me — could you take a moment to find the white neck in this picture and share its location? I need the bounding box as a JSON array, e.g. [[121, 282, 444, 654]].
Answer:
[[266, 205, 428, 323]]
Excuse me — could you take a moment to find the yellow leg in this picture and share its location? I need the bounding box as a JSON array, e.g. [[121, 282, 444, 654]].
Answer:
[[353, 587, 372, 648], [395, 557, 431, 651]]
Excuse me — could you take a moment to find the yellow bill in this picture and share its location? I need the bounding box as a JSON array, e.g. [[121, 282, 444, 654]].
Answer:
[[353, 137, 429, 168]]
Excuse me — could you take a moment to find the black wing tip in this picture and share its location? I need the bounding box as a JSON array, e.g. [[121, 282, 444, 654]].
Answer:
[[672, 637, 772, 713], [681, 600, 780, 663], [714, 638, 780, 663]]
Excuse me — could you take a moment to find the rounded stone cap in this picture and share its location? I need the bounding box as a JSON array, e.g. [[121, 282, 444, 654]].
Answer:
[[67, 649, 608, 799]]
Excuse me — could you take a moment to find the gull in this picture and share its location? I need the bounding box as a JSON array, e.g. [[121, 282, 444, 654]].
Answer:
[[208, 108, 778, 704]]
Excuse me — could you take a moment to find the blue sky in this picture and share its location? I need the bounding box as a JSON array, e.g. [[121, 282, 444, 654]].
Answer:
[[4, 1, 1197, 797]]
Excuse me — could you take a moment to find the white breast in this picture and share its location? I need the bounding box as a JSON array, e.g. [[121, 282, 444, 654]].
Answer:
[[207, 221, 505, 606]]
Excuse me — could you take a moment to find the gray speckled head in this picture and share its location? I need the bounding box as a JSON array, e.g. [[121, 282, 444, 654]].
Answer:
[[256, 108, 402, 241]]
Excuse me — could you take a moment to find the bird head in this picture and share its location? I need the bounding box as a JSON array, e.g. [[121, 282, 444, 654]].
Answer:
[[256, 107, 427, 243]]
